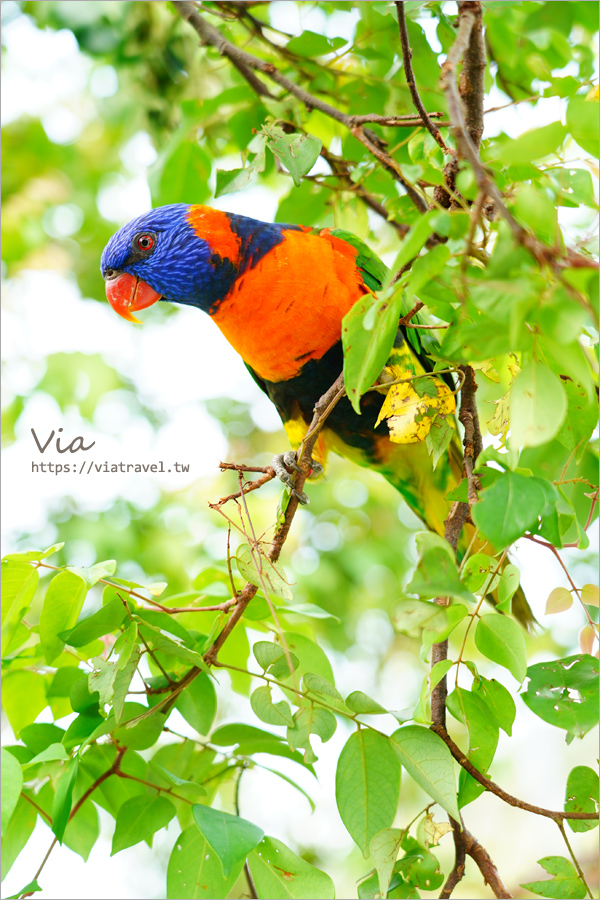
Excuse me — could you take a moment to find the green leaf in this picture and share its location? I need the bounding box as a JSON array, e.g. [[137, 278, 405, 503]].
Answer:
[[425, 416, 455, 470], [473, 677, 516, 736], [474, 615, 527, 682], [262, 125, 322, 186], [192, 804, 264, 878], [521, 856, 586, 899], [4, 880, 42, 899], [88, 657, 118, 710], [111, 795, 176, 854], [21, 723, 66, 755], [113, 646, 142, 724], [406, 533, 474, 603], [565, 766, 599, 834], [112, 702, 168, 750], [496, 122, 567, 164], [150, 138, 211, 207], [342, 286, 404, 414], [251, 685, 294, 727], [136, 619, 209, 674], [1, 797, 37, 880], [39, 572, 88, 664], [287, 707, 336, 763], [497, 564, 521, 613], [210, 723, 284, 747], [248, 835, 335, 898], [22, 743, 69, 769], [303, 673, 343, 702], [345, 691, 387, 715], [2, 544, 63, 563], [1, 748, 23, 836], [215, 166, 256, 198], [393, 211, 438, 272], [63, 796, 99, 862], [282, 632, 334, 684], [283, 602, 341, 622], [472, 471, 547, 547], [236, 545, 292, 600], [393, 598, 449, 634], [2, 671, 48, 737], [286, 29, 345, 57], [404, 245, 451, 302], [447, 688, 499, 808], [391, 726, 460, 820], [51, 756, 79, 843], [335, 730, 401, 857], [166, 826, 242, 899], [60, 597, 127, 646], [567, 96, 599, 157], [510, 361, 567, 448], [522, 655, 599, 738], [176, 673, 217, 735], [370, 828, 404, 899], [1, 560, 38, 656], [254, 640, 287, 670], [66, 559, 116, 586]]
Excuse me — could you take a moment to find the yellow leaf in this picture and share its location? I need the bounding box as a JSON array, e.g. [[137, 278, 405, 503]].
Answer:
[[488, 391, 510, 445], [581, 584, 599, 607], [578, 625, 596, 655], [422, 814, 452, 847], [545, 587, 573, 615]]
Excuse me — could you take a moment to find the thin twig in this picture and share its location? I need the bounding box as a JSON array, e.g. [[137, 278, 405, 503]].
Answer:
[[396, 2, 452, 155], [235, 766, 258, 899], [556, 819, 594, 900], [431, 725, 600, 823]]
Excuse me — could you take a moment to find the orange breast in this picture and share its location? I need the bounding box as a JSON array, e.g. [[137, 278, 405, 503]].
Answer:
[[210, 228, 369, 382]]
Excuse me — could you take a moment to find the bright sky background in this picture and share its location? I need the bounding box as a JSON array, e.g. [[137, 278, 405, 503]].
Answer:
[[1, 3, 598, 898]]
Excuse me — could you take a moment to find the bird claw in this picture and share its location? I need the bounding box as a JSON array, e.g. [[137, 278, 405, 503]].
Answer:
[[271, 450, 311, 505]]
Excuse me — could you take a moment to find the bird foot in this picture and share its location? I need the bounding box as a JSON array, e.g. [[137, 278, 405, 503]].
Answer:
[[271, 451, 323, 505]]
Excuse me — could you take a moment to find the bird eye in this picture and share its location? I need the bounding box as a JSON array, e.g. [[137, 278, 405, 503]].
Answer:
[[136, 234, 154, 251]]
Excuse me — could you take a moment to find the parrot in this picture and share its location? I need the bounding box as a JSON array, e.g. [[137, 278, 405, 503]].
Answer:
[[100, 203, 533, 626]]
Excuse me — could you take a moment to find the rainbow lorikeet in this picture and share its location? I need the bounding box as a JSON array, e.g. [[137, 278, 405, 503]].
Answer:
[[100, 204, 532, 624]]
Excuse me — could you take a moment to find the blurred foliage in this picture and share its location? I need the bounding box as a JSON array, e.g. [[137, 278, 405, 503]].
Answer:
[[1, 1, 599, 899]]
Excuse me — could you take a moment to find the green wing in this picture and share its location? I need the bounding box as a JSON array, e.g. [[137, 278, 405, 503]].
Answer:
[[328, 228, 388, 292]]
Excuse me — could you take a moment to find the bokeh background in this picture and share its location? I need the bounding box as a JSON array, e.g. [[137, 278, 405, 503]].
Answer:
[[1, 1, 598, 897]]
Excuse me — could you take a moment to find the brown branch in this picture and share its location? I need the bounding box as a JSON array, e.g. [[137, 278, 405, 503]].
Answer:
[[396, 2, 452, 155], [430, 366, 481, 728], [458, 1, 486, 151], [439, 2, 598, 272], [212, 462, 276, 506], [159, 372, 347, 712], [172, 0, 428, 213], [440, 819, 467, 898], [432, 725, 600, 823]]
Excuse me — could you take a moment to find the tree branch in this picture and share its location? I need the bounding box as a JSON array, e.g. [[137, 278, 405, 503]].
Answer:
[[172, 0, 429, 212], [439, 1, 598, 271], [432, 724, 600, 823], [396, 2, 452, 155]]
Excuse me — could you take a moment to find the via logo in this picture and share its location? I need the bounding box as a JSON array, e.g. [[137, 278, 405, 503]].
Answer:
[[31, 428, 95, 454]]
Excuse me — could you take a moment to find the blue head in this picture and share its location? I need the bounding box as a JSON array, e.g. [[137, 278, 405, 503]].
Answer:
[[100, 204, 240, 314]]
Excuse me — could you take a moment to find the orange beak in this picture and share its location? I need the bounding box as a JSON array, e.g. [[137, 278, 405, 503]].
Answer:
[[105, 273, 162, 323]]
